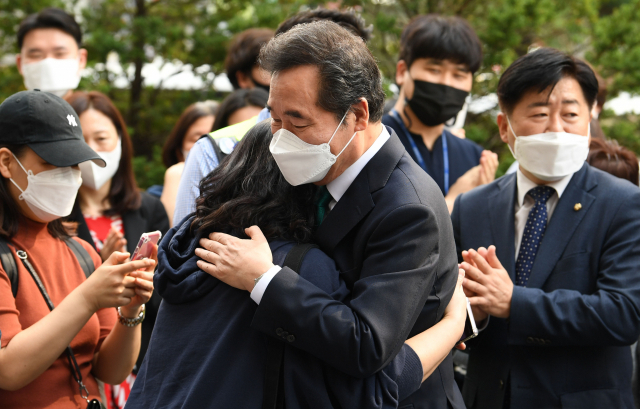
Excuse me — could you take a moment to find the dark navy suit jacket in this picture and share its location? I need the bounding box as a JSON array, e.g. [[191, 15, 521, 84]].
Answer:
[[252, 129, 465, 409], [451, 164, 640, 409]]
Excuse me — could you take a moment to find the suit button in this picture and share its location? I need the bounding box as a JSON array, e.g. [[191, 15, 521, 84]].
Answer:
[[276, 328, 284, 336], [287, 335, 295, 343], [526, 337, 534, 344], [281, 331, 288, 339], [499, 380, 504, 389]]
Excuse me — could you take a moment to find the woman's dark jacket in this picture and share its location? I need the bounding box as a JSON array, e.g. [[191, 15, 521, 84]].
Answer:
[[125, 216, 423, 408], [68, 191, 170, 371]]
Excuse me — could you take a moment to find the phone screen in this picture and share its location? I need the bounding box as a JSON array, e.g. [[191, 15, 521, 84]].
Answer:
[[459, 297, 479, 343], [130, 231, 162, 261]]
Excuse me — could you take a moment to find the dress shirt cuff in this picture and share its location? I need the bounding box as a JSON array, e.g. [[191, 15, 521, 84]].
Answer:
[[250, 265, 282, 304]]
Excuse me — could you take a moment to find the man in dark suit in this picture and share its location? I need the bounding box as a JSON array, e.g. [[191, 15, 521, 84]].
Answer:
[[452, 48, 640, 409], [195, 21, 464, 409]]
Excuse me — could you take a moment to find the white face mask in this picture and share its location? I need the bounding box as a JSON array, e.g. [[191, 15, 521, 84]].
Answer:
[[507, 118, 590, 182], [270, 111, 356, 186], [9, 154, 82, 222], [79, 138, 122, 190], [22, 58, 81, 98]]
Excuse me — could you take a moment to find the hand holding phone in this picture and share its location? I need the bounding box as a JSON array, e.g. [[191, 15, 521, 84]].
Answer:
[[130, 231, 162, 261]]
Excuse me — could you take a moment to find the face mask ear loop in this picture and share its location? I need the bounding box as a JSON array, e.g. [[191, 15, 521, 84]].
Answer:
[[336, 132, 358, 157], [506, 116, 518, 139], [11, 153, 30, 175], [8, 178, 25, 198], [327, 110, 349, 145], [505, 116, 519, 159], [9, 153, 29, 198]]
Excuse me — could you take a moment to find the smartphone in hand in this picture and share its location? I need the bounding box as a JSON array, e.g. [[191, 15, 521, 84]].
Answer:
[[130, 231, 162, 261], [460, 297, 479, 343]]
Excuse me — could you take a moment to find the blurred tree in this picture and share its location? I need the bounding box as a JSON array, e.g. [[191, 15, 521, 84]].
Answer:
[[347, 0, 602, 176], [80, 0, 317, 186]]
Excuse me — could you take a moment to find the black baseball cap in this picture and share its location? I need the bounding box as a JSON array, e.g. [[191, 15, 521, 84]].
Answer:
[[0, 90, 106, 167]]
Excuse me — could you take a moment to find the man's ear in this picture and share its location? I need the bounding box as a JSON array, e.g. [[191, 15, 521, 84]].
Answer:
[[236, 71, 253, 89], [496, 112, 510, 144], [352, 98, 370, 132], [0, 148, 14, 179], [16, 54, 23, 75], [395, 60, 408, 86], [78, 48, 88, 71]]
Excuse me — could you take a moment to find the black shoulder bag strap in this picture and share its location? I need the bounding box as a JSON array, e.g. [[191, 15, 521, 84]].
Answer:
[[65, 238, 95, 279], [14, 248, 101, 409], [0, 237, 18, 297], [0, 237, 95, 298], [204, 133, 229, 164], [262, 243, 318, 409]]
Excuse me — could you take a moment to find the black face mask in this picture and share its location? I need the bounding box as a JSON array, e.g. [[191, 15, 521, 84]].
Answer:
[[405, 79, 468, 127]]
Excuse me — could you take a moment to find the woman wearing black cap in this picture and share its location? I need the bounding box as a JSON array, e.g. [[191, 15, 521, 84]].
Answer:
[[0, 90, 155, 408]]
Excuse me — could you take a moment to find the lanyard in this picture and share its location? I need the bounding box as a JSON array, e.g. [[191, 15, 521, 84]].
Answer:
[[15, 248, 100, 407], [389, 110, 449, 195]]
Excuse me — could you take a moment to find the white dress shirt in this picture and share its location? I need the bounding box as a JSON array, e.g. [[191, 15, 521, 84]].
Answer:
[[250, 126, 391, 304], [514, 169, 573, 259]]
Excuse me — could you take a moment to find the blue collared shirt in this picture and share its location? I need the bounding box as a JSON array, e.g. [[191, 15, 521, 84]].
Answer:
[[172, 108, 271, 226]]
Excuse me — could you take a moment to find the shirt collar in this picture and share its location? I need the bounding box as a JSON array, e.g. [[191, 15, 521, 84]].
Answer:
[[516, 167, 573, 207], [326, 126, 390, 203]]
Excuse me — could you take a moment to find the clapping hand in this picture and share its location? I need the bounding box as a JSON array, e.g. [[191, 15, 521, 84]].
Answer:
[[460, 246, 513, 319]]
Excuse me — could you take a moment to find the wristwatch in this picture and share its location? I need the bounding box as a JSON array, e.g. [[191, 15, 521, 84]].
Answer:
[[117, 304, 146, 327]]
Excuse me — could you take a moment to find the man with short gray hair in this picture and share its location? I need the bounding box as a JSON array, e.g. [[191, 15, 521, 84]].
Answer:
[[197, 21, 465, 409]]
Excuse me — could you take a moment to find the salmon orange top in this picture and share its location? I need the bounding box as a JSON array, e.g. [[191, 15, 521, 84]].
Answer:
[[0, 216, 116, 408]]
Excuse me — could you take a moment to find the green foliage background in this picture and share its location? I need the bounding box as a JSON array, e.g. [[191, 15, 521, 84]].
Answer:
[[1, 0, 640, 187]]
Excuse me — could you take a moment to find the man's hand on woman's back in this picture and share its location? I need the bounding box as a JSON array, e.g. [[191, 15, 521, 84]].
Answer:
[[195, 226, 275, 292]]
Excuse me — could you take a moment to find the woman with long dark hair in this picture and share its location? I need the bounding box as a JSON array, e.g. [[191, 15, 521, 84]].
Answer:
[[126, 120, 467, 408], [65, 91, 169, 406], [0, 90, 155, 408], [66, 91, 169, 262], [158, 100, 218, 224]]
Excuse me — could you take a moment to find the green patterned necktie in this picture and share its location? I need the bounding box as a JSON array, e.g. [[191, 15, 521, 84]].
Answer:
[[315, 185, 333, 225]]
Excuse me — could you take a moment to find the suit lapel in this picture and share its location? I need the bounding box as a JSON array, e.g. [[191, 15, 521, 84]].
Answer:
[[314, 127, 405, 256], [314, 178, 374, 257], [526, 165, 597, 289], [489, 174, 517, 280]]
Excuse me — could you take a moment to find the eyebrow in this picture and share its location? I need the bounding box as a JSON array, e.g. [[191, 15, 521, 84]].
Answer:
[[265, 104, 308, 119], [25, 46, 69, 54], [284, 110, 306, 119], [527, 99, 580, 108], [424, 58, 470, 72]]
